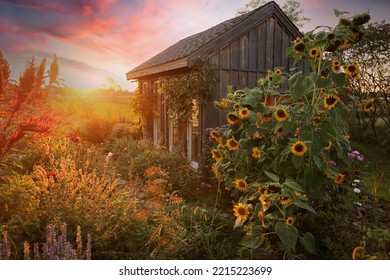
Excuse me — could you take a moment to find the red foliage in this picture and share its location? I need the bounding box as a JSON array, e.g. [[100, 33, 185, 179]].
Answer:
[[0, 50, 58, 163]]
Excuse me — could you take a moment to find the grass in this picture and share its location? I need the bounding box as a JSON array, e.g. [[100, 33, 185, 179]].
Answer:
[[48, 88, 139, 124], [351, 140, 390, 200]]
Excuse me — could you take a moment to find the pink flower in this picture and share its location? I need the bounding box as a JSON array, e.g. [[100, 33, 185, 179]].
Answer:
[[348, 152, 355, 158], [357, 155, 365, 161]]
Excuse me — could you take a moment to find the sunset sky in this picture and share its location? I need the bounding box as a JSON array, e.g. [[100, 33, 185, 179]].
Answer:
[[1, 0, 389, 91]]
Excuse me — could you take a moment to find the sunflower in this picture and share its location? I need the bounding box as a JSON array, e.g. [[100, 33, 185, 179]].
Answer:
[[332, 64, 341, 73], [340, 38, 349, 49], [211, 149, 223, 161], [233, 203, 250, 221], [239, 107, 251, 119], [320, 88, 326, 94], [324, 95, 340, 110], [345, 62, 360, 79], [291, 140, 308, 156], [235, 179, 248, 191], [332, 60, 341, 66], [280, 196, 292, 205], [234, 103, 241, 110], [258, 210, 265, 226], [333, 89, 340, 95], [312, 116, 321, 126], [214, 101, 224, 111], [210, 131, 223, 145], [259, 195, 271, 210], [286, 217, 294, 226], [274, 107, 289, 122], [294, 42, 306, 53], [334, 173, 346, 185], [276, 127, 284, 138], [226, 138, 239, 151], [268, 185, 281, 194], [327, 32, 335, 40], [324, 140, 332, 150], [294, 37, 301, 43], [227, 113, 240, 125], [212, 163, 222, 181], [364, 98, 375, 112], [252, 147, 261, 159], [275, 68, 282, 76], [309, 47, 320, 58], [221, 99, 229, 107]]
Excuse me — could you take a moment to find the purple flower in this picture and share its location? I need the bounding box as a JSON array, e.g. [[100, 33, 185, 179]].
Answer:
[[327, 160, 337, 167], [352, 150, 360, 155], [348, 152, 356, 158], [357, 155, 365, 161]]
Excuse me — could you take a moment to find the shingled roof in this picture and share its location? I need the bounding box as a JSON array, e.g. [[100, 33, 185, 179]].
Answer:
[[126, 1, 299, 79]]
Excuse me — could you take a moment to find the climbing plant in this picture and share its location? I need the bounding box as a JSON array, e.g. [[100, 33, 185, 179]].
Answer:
[[158, 59, 216, 124]]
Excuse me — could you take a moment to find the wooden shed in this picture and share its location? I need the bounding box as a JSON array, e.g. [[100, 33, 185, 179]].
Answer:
[[126, 1, 304, 172]]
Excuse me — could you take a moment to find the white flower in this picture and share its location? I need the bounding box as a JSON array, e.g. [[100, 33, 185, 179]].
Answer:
[[108, 152, 113, 157], [354, 201, 362, 207], [353, 188, 361, 194], [354, 179, 360, 183], [352, 183, 357, 187]]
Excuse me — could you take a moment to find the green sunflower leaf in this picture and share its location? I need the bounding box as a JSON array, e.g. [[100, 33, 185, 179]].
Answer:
[[275, 222, 298, 251], [263, 170, 280, 182], [299, 232, 316, 254], [294, 200, 316, 214], [285, 178, 304, 192]]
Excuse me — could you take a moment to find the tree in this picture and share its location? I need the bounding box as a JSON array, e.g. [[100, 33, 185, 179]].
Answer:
[[339, 21, 390, 141], [0, 51, 58, 171], [237, 0, 310, 29], [49, 53, 59, 86]]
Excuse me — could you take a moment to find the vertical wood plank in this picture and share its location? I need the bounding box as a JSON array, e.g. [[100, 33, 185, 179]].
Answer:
[[230, 39, 239, 69], [209, 52, 220, 67], [281, 31, 290, 70], [273, 22, 283, 67], [248, 72, 257, 87], [248, 28, 258, 71], [239, 34, 249, 70], [266, 17, 275, 70], [257, 21, 267, 71], [239, 71, 248, 89], [220, 45, 230, 69]]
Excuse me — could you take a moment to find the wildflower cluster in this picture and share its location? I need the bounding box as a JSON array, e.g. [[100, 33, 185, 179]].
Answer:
[[209, 11, 369, 256]]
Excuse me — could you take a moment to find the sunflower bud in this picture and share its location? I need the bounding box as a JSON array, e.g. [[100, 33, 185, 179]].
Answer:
[[352, 13, 370, 25], [339, 18, 351, 26]]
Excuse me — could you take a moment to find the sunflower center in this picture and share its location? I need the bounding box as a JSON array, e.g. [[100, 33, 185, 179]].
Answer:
[[326, 97, 337, 105], [237, 207, 246, 215], [347, 65, 357, 72], [295, 144, 304, 152], [230, 141, 237, 147], [238, 181, 246, 188], [277, 110, 286, 118], [294, 43, 305, 52]]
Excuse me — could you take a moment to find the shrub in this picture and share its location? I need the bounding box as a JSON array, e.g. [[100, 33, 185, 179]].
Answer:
[[110, 123, 142, 140], [0, 153, 138, 259], [76, 116, 115, 143]]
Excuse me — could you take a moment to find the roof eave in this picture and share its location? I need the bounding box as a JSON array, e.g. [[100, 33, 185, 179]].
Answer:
[[126, 57, 188, 80]]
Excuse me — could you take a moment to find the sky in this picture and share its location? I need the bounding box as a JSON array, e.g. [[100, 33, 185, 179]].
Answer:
[[0, 0, 389, 91]]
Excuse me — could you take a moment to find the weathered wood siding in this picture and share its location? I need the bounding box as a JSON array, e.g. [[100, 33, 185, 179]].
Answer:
[[205, 16, 305, 128]]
